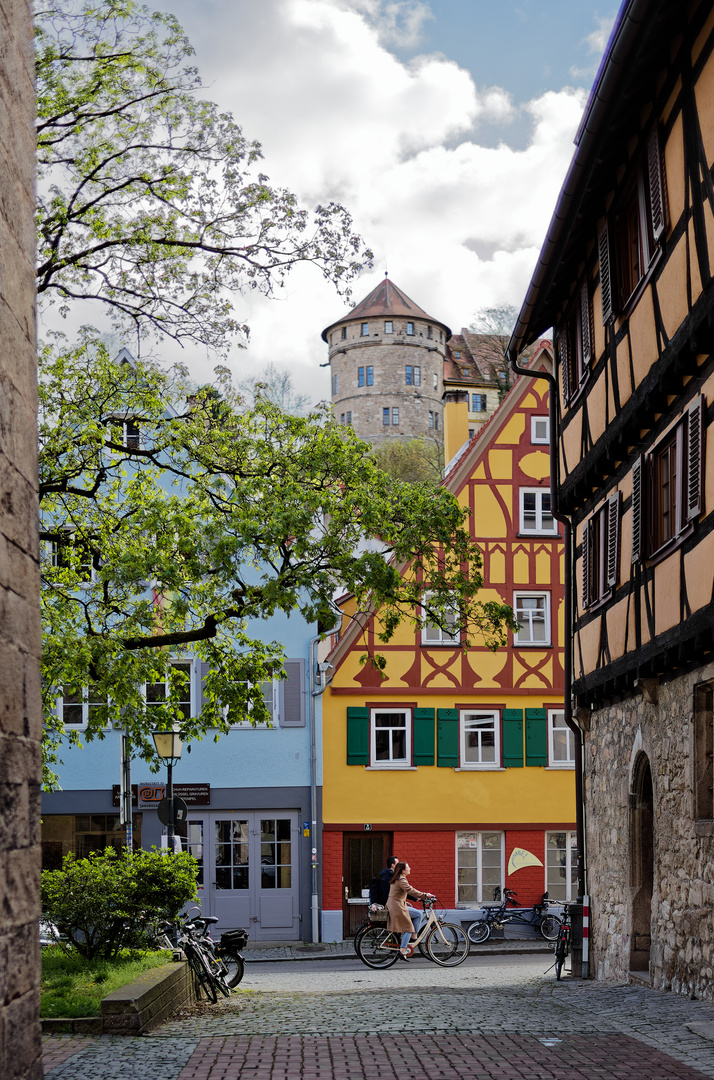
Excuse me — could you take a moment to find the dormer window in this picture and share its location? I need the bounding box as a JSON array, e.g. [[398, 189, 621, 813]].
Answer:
[[454, 350, 461, 359]]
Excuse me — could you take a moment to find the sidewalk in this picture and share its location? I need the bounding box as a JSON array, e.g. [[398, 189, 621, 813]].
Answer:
[[243, 939, 553, 962]]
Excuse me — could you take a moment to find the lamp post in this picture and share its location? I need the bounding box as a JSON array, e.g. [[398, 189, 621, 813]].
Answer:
[[152, 729, 183, 850]]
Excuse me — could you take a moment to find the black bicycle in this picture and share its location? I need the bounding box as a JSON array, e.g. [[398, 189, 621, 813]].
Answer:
[[554, 903, 571, 980], [467, 888, 561, 944]]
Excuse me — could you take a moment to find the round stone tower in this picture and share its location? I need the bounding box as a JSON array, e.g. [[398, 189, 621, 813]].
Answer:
[[321, 277, 451, 445]]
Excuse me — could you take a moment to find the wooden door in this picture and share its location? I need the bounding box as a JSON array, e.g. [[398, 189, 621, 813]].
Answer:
[[342, 832, 391, 937]]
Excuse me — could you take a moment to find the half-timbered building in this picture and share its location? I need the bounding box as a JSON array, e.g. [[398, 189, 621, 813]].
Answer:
[[320, 349, 575, 942], [509, 0, 714, 998]]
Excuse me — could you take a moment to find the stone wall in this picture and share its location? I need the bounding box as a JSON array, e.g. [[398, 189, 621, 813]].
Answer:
[[327, 317, 445, 445], [0, 2, 42, 1078], [585, 660, 714, 1001]]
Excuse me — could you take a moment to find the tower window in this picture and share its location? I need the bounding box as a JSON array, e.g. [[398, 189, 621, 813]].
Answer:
[[361, 323, 369, 337], [341, 327, 347, 340], [366, 366, 373, 386], [435, 414, 439, 430], [427, 326, 433, 339], [429, 411, 434, 429], [333, 374, 337, 395], [406, 322, 414, 336], [384, 321, 393, 334], [358, 367, 365, 387], [346, 411, 352, 425], [392, 408, 399, 426], [433, 373, 438, 389], [340, 413, 345, 423], [383, 408, 390, 426]]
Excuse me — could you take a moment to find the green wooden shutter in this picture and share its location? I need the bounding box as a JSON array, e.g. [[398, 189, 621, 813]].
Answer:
[[346, 707, 369, 765], [525, 708, 548, 767], [413, 708, 435, 766], [502, 709, 523, 768], [436, 708, 459, 767]]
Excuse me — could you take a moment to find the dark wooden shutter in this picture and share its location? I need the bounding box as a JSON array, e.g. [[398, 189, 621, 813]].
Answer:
[[525, 708, 547, 767], [559, 330, 570, 403], [647, 126, 666, 242], [606, 492, 620, 590], [346, 706, 369, 765], [686, 395, 705, 521], [281, 660, 305, 726], [502, 709, 524, 768], [413, 708, 435, 766], [580, 281, 592, 369], [631, 455, 645, 563], [581, 518, 591, 609], [598, 222, 613, 323], [436, 709, 459, 767]]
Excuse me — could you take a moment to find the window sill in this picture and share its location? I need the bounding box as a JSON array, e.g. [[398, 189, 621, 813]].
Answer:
[[365, 765, 418, 771], [420, 641, 461, 648], [514, 641, 552, 649], [647, 522, 694, 568], [454, 766, 505, 772], [517, 531, 559, 539], [545, 764, 575, 770]]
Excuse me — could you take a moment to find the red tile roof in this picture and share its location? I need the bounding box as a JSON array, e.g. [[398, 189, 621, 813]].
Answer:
[[321, 277, 451, 341]]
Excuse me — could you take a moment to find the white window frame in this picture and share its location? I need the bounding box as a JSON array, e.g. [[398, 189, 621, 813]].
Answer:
[[370, 708, 412, 768], [384, 321, 393, 334], [50, 529, 96, 583], [421, 592, 460, 646], [455, 831, 505, 906], [519, 488, 558, 535], [228, 678, 279, 729], [406, 322, 414, 335], [513, 591, 551, 647], [108, 417, 142, 451], [57, 685, 109, 731], [459, 710, 500, 769], [145, 659, 194, 723], [548, 709, 575, 767], [531, 416, 550, 444], [545, 830, 578, 902]]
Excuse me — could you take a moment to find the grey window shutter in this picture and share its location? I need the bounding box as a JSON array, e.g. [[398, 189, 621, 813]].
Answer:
[[631, 456, 645, 563], [280, 659, 305, 726], [687, 395, 705, 521], [606, 492, 620, 590], [581, 519, 590, 610], [197, 661, 211, 714], [598, 222, 613, 323], [647, 126, 666, 242], [559, 330, 570, 403], [580, 282, 592, 368]]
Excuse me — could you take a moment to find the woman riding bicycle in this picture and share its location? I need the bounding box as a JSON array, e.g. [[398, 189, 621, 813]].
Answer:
[[386, 861, 434, 961]]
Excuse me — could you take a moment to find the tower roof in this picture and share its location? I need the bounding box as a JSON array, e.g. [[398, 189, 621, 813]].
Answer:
[[321, 277, 451, 341]]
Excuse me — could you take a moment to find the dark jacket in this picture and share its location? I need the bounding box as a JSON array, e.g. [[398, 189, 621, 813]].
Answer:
[[377, 866, 393, 905]]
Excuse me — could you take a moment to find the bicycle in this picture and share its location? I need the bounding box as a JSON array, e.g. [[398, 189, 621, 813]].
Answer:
[[354, 905, 430, 959], [467, 888, 561, 944], [357, 898, 469, 968], [553, 903, 571, 980]]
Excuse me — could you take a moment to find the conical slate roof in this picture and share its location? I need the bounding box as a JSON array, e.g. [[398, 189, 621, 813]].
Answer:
[[321, 277, 450, 341]]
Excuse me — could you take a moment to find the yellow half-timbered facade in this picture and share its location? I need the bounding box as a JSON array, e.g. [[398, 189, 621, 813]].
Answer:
[[510, 0, 714, 998], [320, 348, 576, 942]]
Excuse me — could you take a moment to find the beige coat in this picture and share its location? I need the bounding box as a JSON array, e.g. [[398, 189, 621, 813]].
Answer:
[[386, 875, 429, 933]]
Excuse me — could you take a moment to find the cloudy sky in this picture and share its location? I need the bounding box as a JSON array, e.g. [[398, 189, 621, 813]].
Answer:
[[151, 0, 617, 400]]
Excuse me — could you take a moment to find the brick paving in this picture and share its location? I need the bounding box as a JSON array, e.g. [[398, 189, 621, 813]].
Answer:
[[42, 954, 714, 1079]]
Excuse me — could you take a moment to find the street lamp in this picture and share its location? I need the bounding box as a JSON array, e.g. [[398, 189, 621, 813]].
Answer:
[[152, 729, 183, 850]]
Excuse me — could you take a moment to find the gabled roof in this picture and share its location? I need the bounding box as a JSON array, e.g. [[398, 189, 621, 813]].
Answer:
[[321, 277, 451, 341], [325, 343, 553, 672]]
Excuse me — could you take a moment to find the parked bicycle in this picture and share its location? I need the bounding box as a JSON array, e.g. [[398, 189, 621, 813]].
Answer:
[[553, 903, 571, 980], [152, 910, 248, 1001], [466, 887, 561, 944], [357, 897, 469, 968]]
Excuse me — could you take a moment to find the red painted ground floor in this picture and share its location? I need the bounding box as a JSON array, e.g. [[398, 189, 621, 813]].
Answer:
[[321, 823, 578, 940]]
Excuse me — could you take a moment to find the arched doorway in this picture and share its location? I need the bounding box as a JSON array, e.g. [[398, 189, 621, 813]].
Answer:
[[629, 753, 654, 972]]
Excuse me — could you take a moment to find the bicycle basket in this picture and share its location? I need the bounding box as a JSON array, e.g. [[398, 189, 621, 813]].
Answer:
[[220, 928, 249, 951], [369, 904, 387, 923]]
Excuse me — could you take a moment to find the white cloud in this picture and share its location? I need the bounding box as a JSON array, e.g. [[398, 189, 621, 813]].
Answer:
[[334, 0, 434, 47], [139, 0, 588, 397], [570, 12, 617, 81]]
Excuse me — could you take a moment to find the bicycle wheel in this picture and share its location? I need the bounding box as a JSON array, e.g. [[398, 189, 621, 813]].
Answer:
[[187, 946, 218, 1003], [353, 923, 370, 957], [554, 930, 568, 981], [219, 949, 245, 988], [205, 950, 232, 997], [357, 927, 400, 968], [467, 920, 491, 944], [539, 914, 562, 942], [426, 923, 469, 966]]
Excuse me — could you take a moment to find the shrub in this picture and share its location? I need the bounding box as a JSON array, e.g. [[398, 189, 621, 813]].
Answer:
[[41, 847, 198, 960]]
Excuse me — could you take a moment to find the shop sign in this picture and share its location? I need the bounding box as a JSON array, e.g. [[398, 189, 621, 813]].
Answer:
[[112, 782, 210, 808]]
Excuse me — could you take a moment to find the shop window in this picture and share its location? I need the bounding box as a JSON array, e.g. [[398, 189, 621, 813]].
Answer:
[[545, 831, 578, 902], [41, 813, 141, 869], [519, 489, 557, 535], [456, 831, 504, 905], [632, 397, 704, 563], [459, 710, 500, 768], [513, 592, 550, 646], [370, 708, 411, 767], [582, 493, 619, 608], [531, 416, 550, 443], [548, 710, 575, 767]]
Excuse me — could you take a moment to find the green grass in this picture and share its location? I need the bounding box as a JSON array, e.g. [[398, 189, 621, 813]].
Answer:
[[41, 947, 170, 1018]]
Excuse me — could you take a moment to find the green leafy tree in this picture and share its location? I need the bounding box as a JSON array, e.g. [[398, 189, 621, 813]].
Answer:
[[40, 334, 517, 778], [371, 436, 444, 483], [35, 0, 370, 352], [41, 847, 198, 959]]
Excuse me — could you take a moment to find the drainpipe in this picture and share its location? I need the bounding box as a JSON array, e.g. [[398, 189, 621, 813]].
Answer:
[[308, 626, 340, 943], [507, 349, 587, 907]]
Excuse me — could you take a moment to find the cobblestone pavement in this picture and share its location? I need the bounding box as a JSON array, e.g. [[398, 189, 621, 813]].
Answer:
[[43, 954, 714, 1079]]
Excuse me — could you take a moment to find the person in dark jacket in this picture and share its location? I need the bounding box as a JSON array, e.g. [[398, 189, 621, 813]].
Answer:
[[377, 856, 399, 904]]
